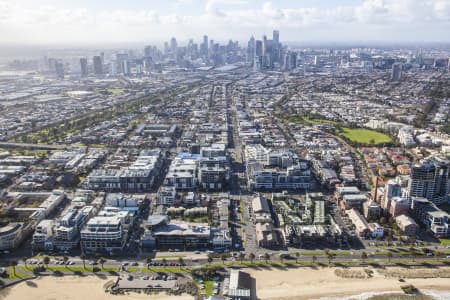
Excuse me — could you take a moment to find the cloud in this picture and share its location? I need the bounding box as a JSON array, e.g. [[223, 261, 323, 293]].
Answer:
[[0, 0, 448, 44]]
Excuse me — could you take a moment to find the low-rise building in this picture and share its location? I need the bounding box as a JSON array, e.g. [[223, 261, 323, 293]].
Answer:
[[395, 214, 419, 237], [411, 197, 449, 237]]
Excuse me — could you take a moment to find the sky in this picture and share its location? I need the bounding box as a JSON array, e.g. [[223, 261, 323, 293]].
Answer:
[[0, 0, 449, 46]]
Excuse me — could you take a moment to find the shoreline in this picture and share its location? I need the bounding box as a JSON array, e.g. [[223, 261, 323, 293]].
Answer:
[[0, 275, 194, 300], [246, 266, 450, 300], [1, 266, 450, 300]]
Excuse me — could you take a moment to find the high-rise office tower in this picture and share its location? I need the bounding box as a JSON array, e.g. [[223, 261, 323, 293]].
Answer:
[[273, 30, 279, 46], [116, 53, 129, 74], [262, 35, 268, 56], [170, 37, 178, 52], [55, 61, 64, 79], [391, 63, 402, 81], [201, 35, 209, 56], [283, 51, 297, 71], [247, 36, 255, 65], [272, 30, 281, 63], [255, 40, 263, 57], [80, 58, 88, 77], [409, 156, 450, 205], [93, 55, 103, 75]]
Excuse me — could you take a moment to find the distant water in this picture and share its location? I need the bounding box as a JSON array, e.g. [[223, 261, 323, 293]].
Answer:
[[320, 290, 450, 300]]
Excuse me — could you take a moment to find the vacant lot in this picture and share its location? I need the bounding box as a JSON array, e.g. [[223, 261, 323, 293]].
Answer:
[[340, 128, 392, 145]]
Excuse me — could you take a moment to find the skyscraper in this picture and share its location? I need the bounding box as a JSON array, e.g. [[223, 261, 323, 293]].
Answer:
[[170, 37, 178, 52], [391, 63, 402, 81], [247, 36, 255, 65], [262, 35, 268, 57], [409, 156, 450, 205], [93, 55, 103, 75], [80, 58, 88, 77], [201, 35, 209, 57], [55, 61, 64, 79], [255, 40, 263, 57], [273, 30, 279, 46]]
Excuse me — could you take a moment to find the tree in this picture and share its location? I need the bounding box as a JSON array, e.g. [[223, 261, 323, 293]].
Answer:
[[98, 258, 106, 270], [80, 253, 86, 270], [295, 252, 300, 263], [162, 258, 167, 267], [146, 257, 152, 270], [207, 255, 213, 265], [387, 251, 393, 263], [249, 253, 255, 264], [264, 253, 270, 263], [220, 254, 227, 265], [43, 256, 50, 269], [409, 247, 416, 262], [238, 253, 245, 263], [327, 253, 335, 266], [63, 256, 69, 268], [279, 254, 284, 264], [178, 257, 184, 269], [312, 255, 317, 265], [10, 261, 18, 277], [360, 252, 368, 264], [21, 258, 28, 270]]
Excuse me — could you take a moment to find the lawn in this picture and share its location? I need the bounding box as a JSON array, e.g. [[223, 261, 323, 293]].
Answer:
[[340, 128, 392, 145], [440, 239, 450, 246]]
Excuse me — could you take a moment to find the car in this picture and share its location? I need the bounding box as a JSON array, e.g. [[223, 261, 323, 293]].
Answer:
[[426, 253, 434, 256], [143, 276, 149, 280], [131, 262, 138, 266], [446, 255, 450, 259]]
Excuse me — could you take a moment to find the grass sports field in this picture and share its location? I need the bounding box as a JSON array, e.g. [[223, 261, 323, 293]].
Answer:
[[340, 128, 392, 145]]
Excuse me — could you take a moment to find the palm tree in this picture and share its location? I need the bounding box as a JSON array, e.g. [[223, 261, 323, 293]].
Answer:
[[249, 253, 255, 264], [43, 256, 50, 269], [80, 253, 86, 270], [327, 253, 335, 266], [98, 258, 106, 270], [279, 254, 284, 264], [238, 253, 245, 263], [295, 252, 300, 263], [207, 255, 213, 265], [387, 252, 393, 263], [312, 255, 317, 265], [9, 261, 18, 277], [146, 257, 152, 270], [220, 254, 227, 265], [162, 258, 167, 267], [63, 256, 69, 268], [409, 247, 416, 262], [178, 257, 184, 269], [21, 258, 28, 270], [360, 252, 368, 265], [264, 253, 270, 263]]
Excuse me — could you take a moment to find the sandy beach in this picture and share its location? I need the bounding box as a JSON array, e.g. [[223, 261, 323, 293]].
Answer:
[[0, 276, 194, 300], [1, 267, 450, 300], [247, 267, 450, 300]]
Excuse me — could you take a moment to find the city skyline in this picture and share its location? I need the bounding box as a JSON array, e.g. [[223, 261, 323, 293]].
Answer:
[[0, 0, 450, 46]]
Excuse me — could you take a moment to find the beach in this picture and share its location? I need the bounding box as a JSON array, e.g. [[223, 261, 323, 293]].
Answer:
[[246, 267, 450, 300], [1, 267, 450, 300], [0, 276, 194, 300]]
